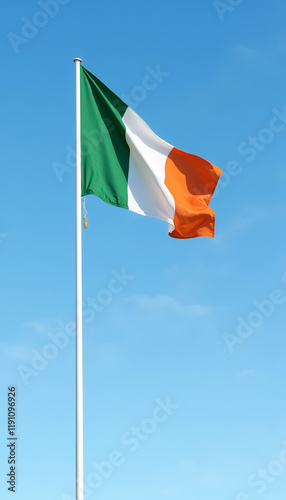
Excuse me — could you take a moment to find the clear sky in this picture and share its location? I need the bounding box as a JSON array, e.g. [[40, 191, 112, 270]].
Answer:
[[1, 1, 286, 499]]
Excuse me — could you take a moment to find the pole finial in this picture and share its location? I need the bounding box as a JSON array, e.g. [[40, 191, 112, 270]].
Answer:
[[73, 58, 82, 63]]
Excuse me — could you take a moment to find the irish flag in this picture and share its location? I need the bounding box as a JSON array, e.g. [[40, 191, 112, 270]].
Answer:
[[80, 66, 222, 239]]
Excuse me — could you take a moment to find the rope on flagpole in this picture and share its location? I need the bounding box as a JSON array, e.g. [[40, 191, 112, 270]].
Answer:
[[82, 197, 88, 229]]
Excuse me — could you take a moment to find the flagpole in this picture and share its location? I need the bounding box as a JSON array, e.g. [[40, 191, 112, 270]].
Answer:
[[74, 57, 83, 500]]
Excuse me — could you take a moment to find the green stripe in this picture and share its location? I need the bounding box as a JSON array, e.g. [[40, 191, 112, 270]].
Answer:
[[80, 66, 130, 209]]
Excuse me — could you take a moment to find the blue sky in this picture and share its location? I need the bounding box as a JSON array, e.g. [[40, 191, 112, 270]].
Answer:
[[1, 1, 286, 499]]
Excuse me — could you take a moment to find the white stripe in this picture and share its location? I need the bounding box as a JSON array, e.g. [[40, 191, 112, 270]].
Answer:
[[122, 107, 175, 233]]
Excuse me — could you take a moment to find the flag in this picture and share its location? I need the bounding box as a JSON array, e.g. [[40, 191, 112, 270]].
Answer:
[[80, 66, 222, 239]]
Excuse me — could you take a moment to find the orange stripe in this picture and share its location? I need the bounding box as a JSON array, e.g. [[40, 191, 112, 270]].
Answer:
[[165, 147, 222, 239]]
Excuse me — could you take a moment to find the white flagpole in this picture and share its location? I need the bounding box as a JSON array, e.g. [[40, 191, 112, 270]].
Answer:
[[74, 57, 83, 500]]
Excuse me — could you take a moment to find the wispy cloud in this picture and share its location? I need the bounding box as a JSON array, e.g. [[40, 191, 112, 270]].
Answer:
[[123, 294, 212, 316], [236, 44, 260, 62], [1, 319, 67, 362], [246, 202, 286, 222], [235, 41, 286, 63], [161, 488, 182, 497], [22, 318, 65, 335], [237, 369, 256, 379], [216, 216, 252, 244], [0, 342, 31, 361], [218, 203, 286, 243]]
